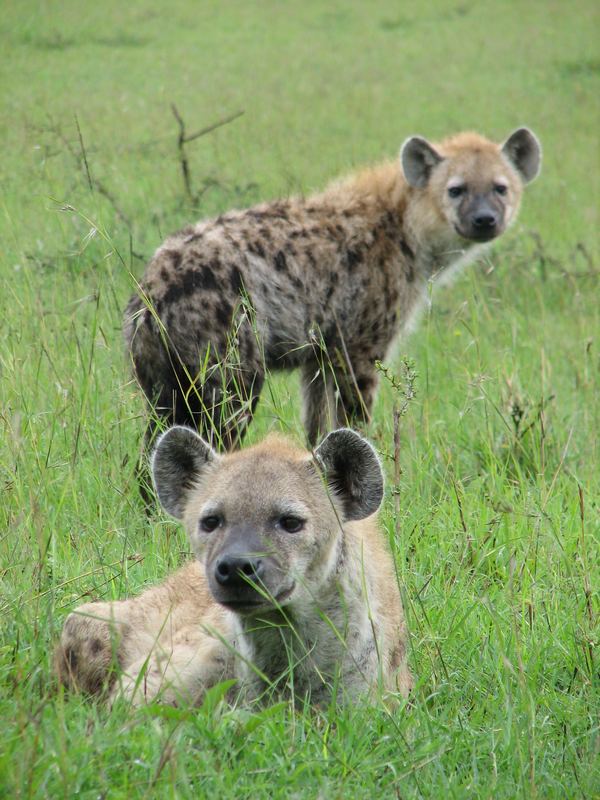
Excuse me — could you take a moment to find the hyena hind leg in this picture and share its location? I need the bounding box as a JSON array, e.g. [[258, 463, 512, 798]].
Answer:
[[55, 601, 130, 696], [335, 366, 379, 430], [140, 364, 266, 452], [301, 361, 337, 447]]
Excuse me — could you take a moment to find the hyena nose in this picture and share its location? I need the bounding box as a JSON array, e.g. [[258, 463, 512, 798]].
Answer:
[[472, 212, 497, 230], [215, 555, 264, 587]]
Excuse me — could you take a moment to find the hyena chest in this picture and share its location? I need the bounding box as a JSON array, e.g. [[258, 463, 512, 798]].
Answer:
[[237, 609, 375, 701]]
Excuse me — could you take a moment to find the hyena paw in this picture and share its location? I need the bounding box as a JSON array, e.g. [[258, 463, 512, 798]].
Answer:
[[108, 659, 183, 708]]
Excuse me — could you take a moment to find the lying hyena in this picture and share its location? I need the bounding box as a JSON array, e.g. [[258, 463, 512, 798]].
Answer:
[[124, 128, 540, 450], [56, 428, 411, 706]]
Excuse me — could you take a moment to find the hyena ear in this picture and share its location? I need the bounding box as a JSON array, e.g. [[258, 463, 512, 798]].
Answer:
[[401, 136, 444, 188], [501, 128, 541, 184], [314, 429, 384, 521], [151, 426, 219, 519]]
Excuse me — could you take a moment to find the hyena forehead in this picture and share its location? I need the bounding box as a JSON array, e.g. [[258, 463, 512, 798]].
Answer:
[[184, 435, 325, 520], [436, 130, 539, 187], [438, 146, 515, 189]]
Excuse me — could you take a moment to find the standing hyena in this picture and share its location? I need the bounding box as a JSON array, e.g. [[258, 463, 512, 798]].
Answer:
[[124, 128, 540, 449], [56, 428, 411, 706]]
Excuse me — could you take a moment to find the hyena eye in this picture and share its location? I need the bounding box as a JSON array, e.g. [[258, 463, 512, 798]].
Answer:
[[200, 515, 221, 532], [494, 184, 508, 195], [278, 516, 304, 533], [447, 185, 466, 198]]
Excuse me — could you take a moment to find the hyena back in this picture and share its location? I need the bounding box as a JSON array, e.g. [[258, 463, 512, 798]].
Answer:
[[56, 428, 411, 706], [124, 128, 540, 449]]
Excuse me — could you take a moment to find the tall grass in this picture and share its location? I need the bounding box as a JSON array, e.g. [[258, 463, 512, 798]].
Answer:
[[1, 0, 598, 796]]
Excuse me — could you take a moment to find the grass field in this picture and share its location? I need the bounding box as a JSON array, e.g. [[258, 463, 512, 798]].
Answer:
[[1, 0, 599, 797]]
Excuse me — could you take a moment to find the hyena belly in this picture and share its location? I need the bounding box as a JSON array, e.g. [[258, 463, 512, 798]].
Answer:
[[124, 201, 419, 449]]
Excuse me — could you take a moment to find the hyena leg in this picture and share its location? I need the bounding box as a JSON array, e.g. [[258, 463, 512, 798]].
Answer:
[[137, 360, 265, 450], [109, 628, 233, 707], [55, 600, 132, 695], [334, 366, 379, 430], [301, 361, 337, 447]]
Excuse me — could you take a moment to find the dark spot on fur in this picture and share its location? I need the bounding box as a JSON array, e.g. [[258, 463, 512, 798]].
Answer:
[[345, 249, 362, 271], [65, 647, 78, 669], [161, 282, 184, 306], [274, 250, 287, 272], [400, 239, 415, 281], [160, 268, 169, 282], [229, 266, 243, 295], [90, 638, 104, 655], [216, 302, 232, 327], [202, 265, 217, 290], [248, 240, 266, 259], [166, 250, 182, 270]]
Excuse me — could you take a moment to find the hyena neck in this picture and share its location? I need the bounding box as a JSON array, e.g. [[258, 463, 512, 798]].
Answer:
[[233, 576, 374, 701], [402, 190, 485, 281], [414, 233, 486, 284], [322, 161, 484, 281]]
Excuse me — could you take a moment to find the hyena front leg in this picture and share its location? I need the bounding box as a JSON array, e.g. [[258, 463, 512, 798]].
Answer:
[[301, 361, 337, 447], [110, 627, 234, 707]]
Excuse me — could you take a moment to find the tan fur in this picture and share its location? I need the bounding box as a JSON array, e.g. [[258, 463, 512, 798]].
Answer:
[[56, 431, 411, 707]]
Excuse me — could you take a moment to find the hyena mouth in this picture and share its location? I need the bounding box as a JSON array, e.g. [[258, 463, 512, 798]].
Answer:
[[219, 583, 296, 613], [454, 224, 500, 244]]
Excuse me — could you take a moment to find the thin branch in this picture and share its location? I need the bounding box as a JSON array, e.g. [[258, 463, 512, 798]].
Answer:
[[171, 103, 193, 200], [184, 109, 244, 143], [170, 105, 245, 201]]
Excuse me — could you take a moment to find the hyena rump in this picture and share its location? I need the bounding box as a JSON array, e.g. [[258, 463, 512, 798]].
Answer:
[[56, 428, 411, 706], [124, 128, 540, 449]]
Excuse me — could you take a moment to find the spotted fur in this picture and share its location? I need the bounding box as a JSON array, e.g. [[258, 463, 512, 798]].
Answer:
[[124, 128, 540, 450]]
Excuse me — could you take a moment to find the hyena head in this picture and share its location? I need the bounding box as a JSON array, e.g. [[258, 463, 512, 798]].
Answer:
[[401, 128, 541, 243], [151, 427, 383, 614]]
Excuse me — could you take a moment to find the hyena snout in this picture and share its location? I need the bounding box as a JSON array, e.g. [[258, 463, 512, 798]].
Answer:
[[207, 537, 288, 611], [214, 553, 265, 588], [209, 553, 289, 611], [462, 202, 503, 242]]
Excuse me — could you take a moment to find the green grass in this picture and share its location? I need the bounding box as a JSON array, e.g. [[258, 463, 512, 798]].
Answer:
[[1, 0, 598, 796]]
